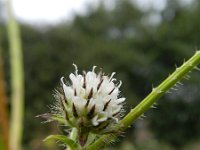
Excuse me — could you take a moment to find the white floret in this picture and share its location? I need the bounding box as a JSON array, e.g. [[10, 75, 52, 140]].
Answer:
[[60, 65, 125, 127]]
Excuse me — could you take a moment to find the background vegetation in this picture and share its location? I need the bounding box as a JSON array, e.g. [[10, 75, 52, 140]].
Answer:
[[1, 0, 200, 149]]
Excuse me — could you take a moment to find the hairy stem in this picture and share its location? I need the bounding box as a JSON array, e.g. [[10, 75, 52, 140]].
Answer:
[[85, 51, 200, 150], [5, 0, 25, 150]]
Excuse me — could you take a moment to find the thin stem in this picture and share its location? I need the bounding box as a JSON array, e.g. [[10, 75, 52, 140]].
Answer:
[[5, 0, 25, 150], [85, 51, 200, 150]]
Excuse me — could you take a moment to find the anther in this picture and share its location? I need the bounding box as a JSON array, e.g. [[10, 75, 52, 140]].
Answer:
[[112, 111, 120, 117], [83, 73, 86, 89], [74, 88, 77, 96], [97, 79, 103, 91], [108, 88, 115, 95], [72, 103, 78, 118], [61, 86, 68, 104], [88, 88, 93, 100], [103, 99, 111, 111], [87, 105, 95, 118]]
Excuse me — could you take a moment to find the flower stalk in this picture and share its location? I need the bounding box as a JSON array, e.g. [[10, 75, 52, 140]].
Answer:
[[85, 51, 200, 150], [5, 0, 25, 150]]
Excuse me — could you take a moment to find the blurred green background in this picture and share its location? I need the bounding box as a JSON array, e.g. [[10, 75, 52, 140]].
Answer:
[[1, 0, 200, 149]]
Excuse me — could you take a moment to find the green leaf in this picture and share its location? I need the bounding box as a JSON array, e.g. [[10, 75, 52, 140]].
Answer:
[[44, 135, 78, 150], [51, 115, 69, 125]]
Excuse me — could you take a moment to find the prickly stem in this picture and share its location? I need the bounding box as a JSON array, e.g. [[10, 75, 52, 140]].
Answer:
[[85, 51, 200, 150]]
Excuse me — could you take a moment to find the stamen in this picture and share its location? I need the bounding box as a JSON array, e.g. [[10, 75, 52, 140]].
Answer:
[[73, 64, 78, 76], [60, 77, 65, 85], [61, 86, 68, 105], [109, 72, 116, 81], [103, 99, 111, 111], [98, 69, 104, 79], [117, 81, 122, 88], [108, 88, 115, 95], [60, 95, 69, 120], [98, 68, 103, 76], [85, 88, 93, 107], [97, 79, 103, 91], [112, 111, 120, 117], [72, 103, 78, 118], [87, 105, 95, 118], [88, 88, 93, 100], [83, 73, 86, 89], [74, 88, 77, 96], [85, 98, 91, 107], [92, 66, 97, 72]]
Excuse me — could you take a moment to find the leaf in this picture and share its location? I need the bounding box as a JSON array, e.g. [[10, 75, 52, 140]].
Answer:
[[51, 115, 69, 125], [37, 113, 70, 125], [44, 135, 78, 150]]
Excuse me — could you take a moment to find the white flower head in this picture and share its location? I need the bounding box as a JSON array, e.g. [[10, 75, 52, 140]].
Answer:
[[51, 65, 125, 146]]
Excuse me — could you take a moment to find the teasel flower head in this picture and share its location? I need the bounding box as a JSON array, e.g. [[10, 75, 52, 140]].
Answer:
[[45, 65, 126, 146]]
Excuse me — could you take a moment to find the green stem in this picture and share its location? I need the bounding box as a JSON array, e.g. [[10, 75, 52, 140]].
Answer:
[[86, 51, 200, 150], [5, 0, 25, 150], [70, 128, 78, 141], [68, 128, 78, 150]]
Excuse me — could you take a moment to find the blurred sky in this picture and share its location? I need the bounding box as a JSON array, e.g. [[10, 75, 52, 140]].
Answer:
[[0, 0, 193, 24], [11, 0, 101, 24]]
